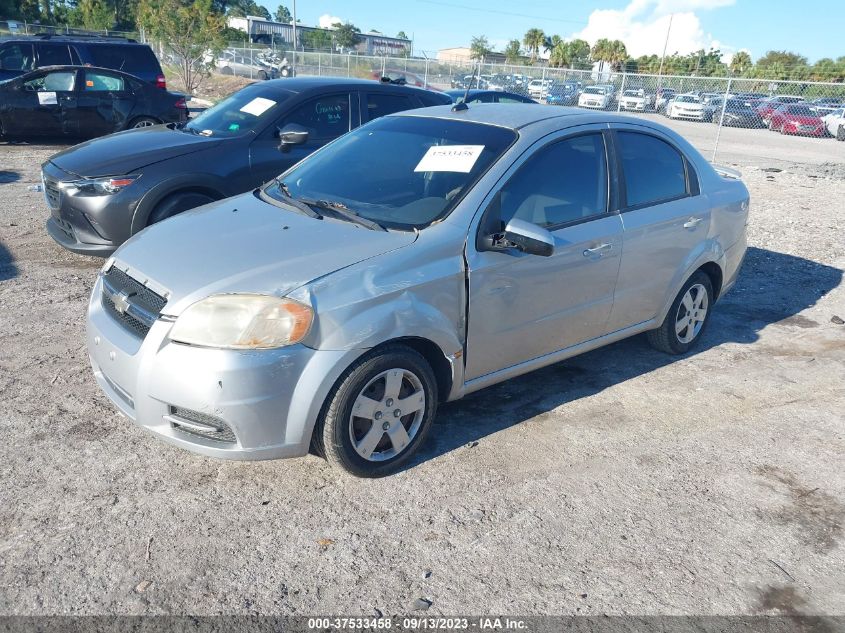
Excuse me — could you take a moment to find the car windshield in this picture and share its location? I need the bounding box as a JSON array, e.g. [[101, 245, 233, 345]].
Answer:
[[584, 86, 605, 94], [623, 90, 642, 97], [788, 106, 816, 116], [184, 87, 288, 137], [262, 116, 517, 230], [676, 95, 699, 103]]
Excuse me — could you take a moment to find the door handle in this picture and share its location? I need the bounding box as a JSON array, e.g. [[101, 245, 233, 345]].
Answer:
[[683, 216, 703, 229], [583, 243, 612, 258]]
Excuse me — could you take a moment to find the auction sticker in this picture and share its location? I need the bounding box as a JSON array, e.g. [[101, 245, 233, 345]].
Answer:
[[414, 145, 484, 173], [239, 97, 276, 116], [37, 92, 57, 105]]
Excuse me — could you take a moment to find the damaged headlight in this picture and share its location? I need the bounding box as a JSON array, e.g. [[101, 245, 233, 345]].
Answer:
[[66, 176, 138, 196], [169, 294, 314, 349]]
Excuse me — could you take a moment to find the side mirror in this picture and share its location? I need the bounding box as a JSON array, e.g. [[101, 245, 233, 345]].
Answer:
[[277, 123, 308, 152], [503, 218, 554, 256]]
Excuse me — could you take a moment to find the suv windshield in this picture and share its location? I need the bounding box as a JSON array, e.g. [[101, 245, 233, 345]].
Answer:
[[185, 87, 288, 137], [263, 116, 517, 230]]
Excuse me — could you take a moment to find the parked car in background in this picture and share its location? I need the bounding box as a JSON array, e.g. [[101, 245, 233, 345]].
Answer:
[[666, 93, 706, 120], [821, 107, 845, 140], [86, 104, 748, 477], [811, 96, 845, 116], [699, 92, 724, 106], [654, 87, 677, 112], [578, 84, 615, 109], [545, 81, 579, 106], [527, 78, 551, 98], [0, 35, 166, 88], [756, 95, 805, 123], [618, 88, 653, 112], [767, 103, 826, 136], [217, 50, 278, 80], [705, 97, 765, 127], [444, 89, 536, 104], [42, 78, 451, 256], [0, 65, 186, 140]]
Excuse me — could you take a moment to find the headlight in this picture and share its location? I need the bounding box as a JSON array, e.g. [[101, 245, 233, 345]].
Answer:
[[67, 176, 138, 196], [169, 294, 313, 349]]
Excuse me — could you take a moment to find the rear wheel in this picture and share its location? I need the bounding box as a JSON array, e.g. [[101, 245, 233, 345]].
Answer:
[[258, 69, 268, 80], [129, 116, 160, 129], [647, 271, 713, 355], [147, 191, 215, 226], [220, 66, 233, 76], [313, 345, 438, 477], [837, 125, 845, 141]]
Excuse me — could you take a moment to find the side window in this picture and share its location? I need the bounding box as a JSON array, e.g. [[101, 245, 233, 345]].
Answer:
[[366, 93, 413, 121], [0, 43, 35, 71], [498, 133, 608, 228], [23, 70, 76, 92], [616, 131, 687, 208], [84, 72, 125, 92], [281, 94, 350, 141], [499, 95, 528, 103], [38, 44, 73, 67]]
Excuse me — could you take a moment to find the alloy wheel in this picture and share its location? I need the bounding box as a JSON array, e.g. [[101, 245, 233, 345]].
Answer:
[[675, 283, 709, 344], [348, 368, 426, 462], [133, 119, 156, 128]]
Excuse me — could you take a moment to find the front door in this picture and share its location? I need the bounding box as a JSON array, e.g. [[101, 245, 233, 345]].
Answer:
[[10, 69, 78, 137], [249, 92, 355, 187], [465, 130, 624, 381]]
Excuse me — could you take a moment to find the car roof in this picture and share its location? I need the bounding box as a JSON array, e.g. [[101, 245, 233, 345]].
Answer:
[[253, 76, 447, 98], [14, 64, 139, 78], [0, 35, 143, 45], [393, 102, 637, 131]]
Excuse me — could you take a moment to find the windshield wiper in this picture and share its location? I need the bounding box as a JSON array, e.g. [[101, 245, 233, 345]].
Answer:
[[269, 179, 323, 219], [302, 198, 386, 231]]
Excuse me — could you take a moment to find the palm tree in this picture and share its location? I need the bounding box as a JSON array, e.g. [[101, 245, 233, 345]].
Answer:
[[730, 51, 752, 76], [523, 28, 545, 63]]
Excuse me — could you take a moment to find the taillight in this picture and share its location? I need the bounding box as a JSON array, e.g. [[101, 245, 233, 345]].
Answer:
[[174, 97, 187, 109], [156, 74, 167, 90]]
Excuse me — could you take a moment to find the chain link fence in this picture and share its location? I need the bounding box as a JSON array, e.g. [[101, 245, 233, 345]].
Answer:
[[0, 19, 138, 39]]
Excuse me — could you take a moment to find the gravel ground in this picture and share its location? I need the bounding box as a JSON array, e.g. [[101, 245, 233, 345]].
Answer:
[[0, 123, 843, 617]]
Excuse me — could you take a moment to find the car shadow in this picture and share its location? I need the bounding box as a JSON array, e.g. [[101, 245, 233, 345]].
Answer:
[[0, 240, 19, 281], [406, 246, 843, 470], [0, 170, 21, 185]]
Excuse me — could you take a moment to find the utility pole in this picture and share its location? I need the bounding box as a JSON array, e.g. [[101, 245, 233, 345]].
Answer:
[[657, 13, 673, 82]]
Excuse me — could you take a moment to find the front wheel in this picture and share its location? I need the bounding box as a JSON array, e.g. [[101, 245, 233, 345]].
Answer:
[[314, 345, 438, 477], [647, 271, 713, 355], [147, 191, 215, 226]]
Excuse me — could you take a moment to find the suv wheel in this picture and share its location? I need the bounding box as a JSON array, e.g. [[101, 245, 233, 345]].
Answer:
[[314, 345, 438, 477], [129, 117, 160, 129], [647, 271, 713, 355]]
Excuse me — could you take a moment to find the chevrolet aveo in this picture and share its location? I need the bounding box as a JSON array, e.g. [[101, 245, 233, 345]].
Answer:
[[87, 104, 749, 477]]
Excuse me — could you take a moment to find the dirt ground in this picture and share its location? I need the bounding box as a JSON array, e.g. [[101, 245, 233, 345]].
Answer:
[[0, 120, 843, 617]]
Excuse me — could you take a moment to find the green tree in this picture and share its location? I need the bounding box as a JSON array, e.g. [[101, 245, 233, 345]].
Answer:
[[504, 39, 522, 63], [544, 34, 562, 55], [469, 35, 491, 61], [565, 38, 591, 68], [752, 50, 809, 80], [303, 28, 332, 51], [522, 27, 545, 63], [730, 50, 752, 75], [227, 0, 269, 19], [591, 38, 628, 71], [137, 0, 225, 94], [274, 4, 290, 22], [396, 30, 408, 40], [332, 21, 361, 50], [70, 0, 114, 30]]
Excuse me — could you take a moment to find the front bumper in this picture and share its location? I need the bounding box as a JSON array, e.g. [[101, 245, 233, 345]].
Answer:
[[619, 101, 646, 111], [782, 123, 825, 136], [87, 275, 355, 460]]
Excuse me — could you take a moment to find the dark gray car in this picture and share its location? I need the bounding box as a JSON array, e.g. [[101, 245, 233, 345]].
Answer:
[[42, 77, 451, 256]]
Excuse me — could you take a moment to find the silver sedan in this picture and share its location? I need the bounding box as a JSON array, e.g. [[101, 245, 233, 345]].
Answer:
[[87, 104, 749, 477]]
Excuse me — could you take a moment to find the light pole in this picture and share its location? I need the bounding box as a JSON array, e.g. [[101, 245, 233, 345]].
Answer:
[[291, 0, 297, 75], [657, 13, 673, 81]]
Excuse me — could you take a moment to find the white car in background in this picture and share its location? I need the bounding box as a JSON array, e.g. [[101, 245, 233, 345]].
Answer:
[[821, 108, 845, 140], [578, 84, 615, 109], [527, 79, 551, 98], [618, 89, 653, 111], [667, 93, 706, 120]]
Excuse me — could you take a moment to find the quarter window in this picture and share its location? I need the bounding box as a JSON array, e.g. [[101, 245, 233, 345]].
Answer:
[[281, 94, 351, 141], [617, 131, 687, 207], [497, 133, 608, 228], [366, 93, 413, 121]]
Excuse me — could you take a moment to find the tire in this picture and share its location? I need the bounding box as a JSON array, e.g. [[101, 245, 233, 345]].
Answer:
[[220, 66, 233, 76], [767, 118, 777, 131], [313, 345, 438, 477], [147, 191, 215, 226], [258, 70, 268, 80], [280, 67, 290, 77], [646, 271, 714, 355], [129, 117, 160, 129], [837, 125, 845, 142]]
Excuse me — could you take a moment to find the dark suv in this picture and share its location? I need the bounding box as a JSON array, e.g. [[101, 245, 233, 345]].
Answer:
[[42, 77, 452, 256], [0, 35, 166, 88]]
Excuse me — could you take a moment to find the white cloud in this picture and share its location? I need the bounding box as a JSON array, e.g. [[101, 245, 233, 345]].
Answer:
[[318, 14, 343, 29], [570, 0, 736, 58]]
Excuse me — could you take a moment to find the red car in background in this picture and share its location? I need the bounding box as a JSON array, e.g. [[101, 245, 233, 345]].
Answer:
[[756, 95, 805, 122], [768, 103, 826, 136]]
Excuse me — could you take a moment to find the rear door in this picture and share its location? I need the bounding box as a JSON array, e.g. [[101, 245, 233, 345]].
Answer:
[[35, 42, 74, 68], [605, 126, 711, 332], [249, 91, 355, 187], [72, 69, 133, 136], [8, 69, 78, 136]]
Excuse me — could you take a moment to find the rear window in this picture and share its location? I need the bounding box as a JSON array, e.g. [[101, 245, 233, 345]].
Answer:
[[87, 44, 159, 73], [366, 92, 414, 121]]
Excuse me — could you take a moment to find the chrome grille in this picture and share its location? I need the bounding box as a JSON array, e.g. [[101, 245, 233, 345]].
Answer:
[[43, 176, 61, 210], [100, 267, 167, 338], [168, 407, 237, 443]]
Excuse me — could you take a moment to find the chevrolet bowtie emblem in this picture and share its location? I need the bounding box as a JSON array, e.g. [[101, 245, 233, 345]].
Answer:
[[110, 290, 131, 314]]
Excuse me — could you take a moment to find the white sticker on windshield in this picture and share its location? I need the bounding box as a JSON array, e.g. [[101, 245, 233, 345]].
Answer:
[[38, 91, 57, 105], [414, 145, 485, 173], [239, 97, 276, 116]]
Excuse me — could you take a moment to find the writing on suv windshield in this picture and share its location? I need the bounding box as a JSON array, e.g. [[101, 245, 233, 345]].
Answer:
[[185, 90, 288, 137], [263, 116, 517, 230]]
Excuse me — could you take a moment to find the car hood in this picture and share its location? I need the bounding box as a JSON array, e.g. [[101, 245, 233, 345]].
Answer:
[[49, 126, 223, 178], [111, 192, 418, 316]]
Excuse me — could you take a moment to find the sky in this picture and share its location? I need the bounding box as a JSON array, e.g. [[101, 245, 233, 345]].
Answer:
[[278, 0, 840, 63]]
